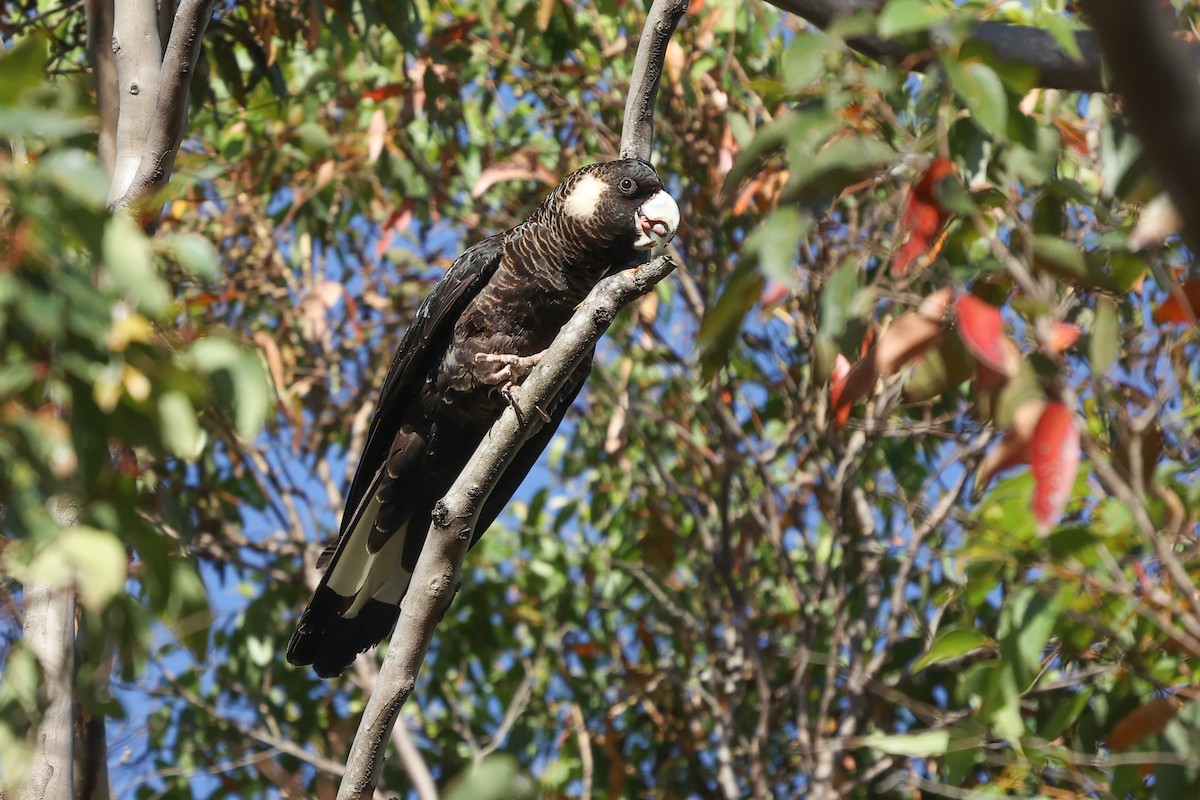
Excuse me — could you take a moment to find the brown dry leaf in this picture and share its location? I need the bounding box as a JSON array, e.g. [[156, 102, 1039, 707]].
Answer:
[[1129, 194, 1181, 251], [537, 0, 556, 31], [366, 108, 387, 164], [471, 151, 557, 198], [1107, 697, 1178, 751], [975, 398, 1046, 493], [664, 39, 685, 86]]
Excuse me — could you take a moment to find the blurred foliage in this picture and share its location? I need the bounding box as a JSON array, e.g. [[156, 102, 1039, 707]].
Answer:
[[1, 0, 1199, 798]]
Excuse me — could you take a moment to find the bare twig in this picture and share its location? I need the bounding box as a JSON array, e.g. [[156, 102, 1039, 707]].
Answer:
[[84, 0, 118, 173]]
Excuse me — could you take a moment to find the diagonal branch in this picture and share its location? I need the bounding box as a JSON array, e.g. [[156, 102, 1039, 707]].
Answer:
[[336, 254, 679, 798], [761, 0, 1105, 93], [335, 1, 687, 794]]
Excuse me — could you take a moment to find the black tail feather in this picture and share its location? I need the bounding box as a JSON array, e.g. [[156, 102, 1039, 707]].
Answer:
[[286, 595, 401, 679]]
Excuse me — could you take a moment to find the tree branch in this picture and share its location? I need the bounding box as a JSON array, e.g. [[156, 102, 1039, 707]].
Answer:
[[1078, 0, 1200, 251], [335, 1, 686, 794], [620, 0, 689, 161], [18, 586, 76, 800], [108, 0, 215, 211], [336, 255, 678, 799], [84, 0, 118, 174], [762, 0, 1108, 93], [107, 0, 162, 204]]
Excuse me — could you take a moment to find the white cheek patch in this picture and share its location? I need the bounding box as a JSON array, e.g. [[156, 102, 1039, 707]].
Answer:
[[562, 174, 609, 219]]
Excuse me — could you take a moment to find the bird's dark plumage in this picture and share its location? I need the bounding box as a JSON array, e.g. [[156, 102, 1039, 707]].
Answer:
[[287, 159, 680, 678]]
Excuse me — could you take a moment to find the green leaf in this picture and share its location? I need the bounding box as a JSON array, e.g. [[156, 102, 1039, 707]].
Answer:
[[697, 261, 762, 380], [998, 586, 1059, 687], [782, 33, 833, 91], [103, 216, 170, 316], [1043, 688, 1092, 741], [15, 527, 128, 612], [444, 754, 528, 800], [818, 260, 862, 340], [861, 730, 951, 756], [744, 208, 810, 284], [39, 151, 108, 209], [912, 625, 993, 671], [945, 58, 1008, 142], [784, 135, 895, 206], [164, 233, 220, 280], [878, 0, 950, 38], [163, 558, 211, 661], [0, 34, 49, 105], [188, 338, 271, 439], [158, 390, 203, 459], [1090, 297, 1119, 376]]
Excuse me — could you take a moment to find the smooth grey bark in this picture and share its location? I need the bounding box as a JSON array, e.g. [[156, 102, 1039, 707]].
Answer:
[[334, 2, 688, 796], [106, 0, 216, 211], [107, 0, 162, 204], [18, 586, 76, 800], [84, 0, 119, 174]]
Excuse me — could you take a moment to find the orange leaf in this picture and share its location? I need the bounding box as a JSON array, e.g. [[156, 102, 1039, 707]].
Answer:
[[1052, 118, 1090, 156], [1047, 322, 1081, 353], [1153, 277, 1200, 325], [1030, 401, 1080, 534], [1107, 697, 1178, 751], [956, 294, 1014, 374]]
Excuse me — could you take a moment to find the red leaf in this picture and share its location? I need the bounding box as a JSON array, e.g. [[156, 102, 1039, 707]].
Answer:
[[956, 293, 1013, 374], [361, 83, 405, 102], [1030, 401, 1080, 534], [829, 353, 853, 428], [891, 158, 956, 275], [1047, 322, 1081, 353], [1152, 277, 1200, 325], [975, 398, 1045, 493], [760, 281, 790, 308]]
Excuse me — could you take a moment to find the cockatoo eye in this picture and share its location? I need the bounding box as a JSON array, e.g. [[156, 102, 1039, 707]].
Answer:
[[618, 177, 637, 195]]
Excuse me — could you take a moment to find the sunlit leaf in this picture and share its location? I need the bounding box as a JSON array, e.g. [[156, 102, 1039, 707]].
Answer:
[[1030, 401, 1080, 534]]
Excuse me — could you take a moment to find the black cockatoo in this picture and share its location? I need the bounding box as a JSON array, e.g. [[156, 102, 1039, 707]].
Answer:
[[287, 159, 680, 677]]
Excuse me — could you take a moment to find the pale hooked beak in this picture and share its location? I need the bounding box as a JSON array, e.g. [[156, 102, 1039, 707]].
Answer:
[[632, 189, 681, 250]]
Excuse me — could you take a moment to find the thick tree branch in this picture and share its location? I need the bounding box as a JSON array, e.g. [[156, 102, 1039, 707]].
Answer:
[[763, 0, 1107, 93], [18, 586, 76, 800], [620, 0, 688, 161], [108, 0, 215, 210], [336, 254, 678, 800], [1079, 0, 1200, 251], [84, 0, 118, 174], [107, 0, 161, 204], [336, 2, 686, 794]]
